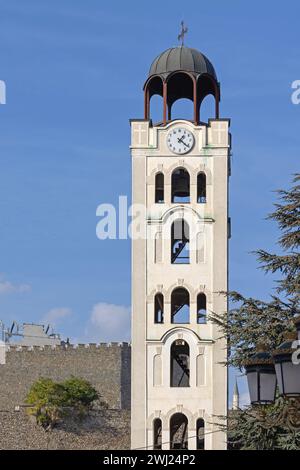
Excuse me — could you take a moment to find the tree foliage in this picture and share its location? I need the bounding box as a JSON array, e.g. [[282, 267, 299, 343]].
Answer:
[[228, 398, 300, 450], [210, 174, 300, 370], [210, 175, 300, 449], [26, 376, 99, 428], [256, 175, 300, 298]]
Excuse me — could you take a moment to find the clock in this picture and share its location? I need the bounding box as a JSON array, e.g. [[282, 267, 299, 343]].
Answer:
[[167, 127, 194, 155]]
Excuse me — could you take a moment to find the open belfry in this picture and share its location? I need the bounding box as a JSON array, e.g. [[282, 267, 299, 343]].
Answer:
[[130, 33, 231, 450]]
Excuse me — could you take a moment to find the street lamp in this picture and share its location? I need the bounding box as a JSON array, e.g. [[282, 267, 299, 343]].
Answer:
[[244, 344, 277, 405], [273, 332, 300, 398]]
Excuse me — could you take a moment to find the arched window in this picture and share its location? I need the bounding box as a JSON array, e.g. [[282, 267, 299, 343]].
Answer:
[[171, 219, 189, 264], [155, 173, 164, 203], [171, 168, 190, 203], [154, 293, 164, 324], [197, 173, 206, 203], [196, 418, 205, 450], [170, 413, 188, 449], [153, 418, 162, 450], [197, 294, 207, 324], [171, 287, 190, 324], [170, 340, 190, 387]]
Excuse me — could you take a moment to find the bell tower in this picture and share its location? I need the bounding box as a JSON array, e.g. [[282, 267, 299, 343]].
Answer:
[[130, 44, 230, 450]]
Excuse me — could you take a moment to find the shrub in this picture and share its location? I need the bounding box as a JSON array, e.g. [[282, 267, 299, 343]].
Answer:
[[25, 376, 99, 428]]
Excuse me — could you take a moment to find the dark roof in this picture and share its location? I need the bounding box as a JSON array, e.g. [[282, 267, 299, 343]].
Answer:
[[149, 46, 217, 80]]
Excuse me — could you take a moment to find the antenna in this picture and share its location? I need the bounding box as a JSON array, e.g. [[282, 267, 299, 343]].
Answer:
[[9, 321, 16, 335], [8, 321, 20, 338]]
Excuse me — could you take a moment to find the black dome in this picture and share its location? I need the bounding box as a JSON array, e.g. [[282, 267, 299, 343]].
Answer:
[[149, 46, 217, 80]]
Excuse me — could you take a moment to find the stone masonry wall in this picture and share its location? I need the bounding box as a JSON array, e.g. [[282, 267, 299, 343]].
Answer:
[[0, 409, 131, 450], [0, 343, 131, 449], [0, 343, 131, 412]]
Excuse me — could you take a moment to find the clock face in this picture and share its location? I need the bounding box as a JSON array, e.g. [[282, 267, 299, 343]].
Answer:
[[167, 127, 195, 155]]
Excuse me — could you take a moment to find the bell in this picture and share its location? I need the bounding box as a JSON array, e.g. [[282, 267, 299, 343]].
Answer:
[[172, 170, 190, 198], [156, 181, 164, 192]]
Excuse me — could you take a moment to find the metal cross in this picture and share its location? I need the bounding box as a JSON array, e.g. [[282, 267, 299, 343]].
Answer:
[[178, 21, 188, 46]]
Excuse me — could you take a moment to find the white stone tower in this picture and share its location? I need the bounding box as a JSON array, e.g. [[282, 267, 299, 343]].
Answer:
[[130, 45, 231, 450]]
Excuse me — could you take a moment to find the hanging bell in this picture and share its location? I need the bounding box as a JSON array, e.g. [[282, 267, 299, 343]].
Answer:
[[172, 170, 190, 198]]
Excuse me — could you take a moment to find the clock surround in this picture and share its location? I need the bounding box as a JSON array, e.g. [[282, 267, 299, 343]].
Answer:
[[166, 127, 195, 155]]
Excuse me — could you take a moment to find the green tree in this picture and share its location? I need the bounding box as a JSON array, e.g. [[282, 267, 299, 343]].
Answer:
[[62, 376, 99, 411], [210, 174, 300, 449], [26, 376, 99, 428]]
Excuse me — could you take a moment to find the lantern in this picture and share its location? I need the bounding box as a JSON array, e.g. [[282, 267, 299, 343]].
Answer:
[[273, 332, 300, 398], [244, 344, 277, 405]]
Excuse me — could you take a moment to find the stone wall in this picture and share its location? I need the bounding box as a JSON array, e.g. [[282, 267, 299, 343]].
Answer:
[[0, 343, 131, 449], [0, 343, 131, 411], [0, 409, 130, 450]]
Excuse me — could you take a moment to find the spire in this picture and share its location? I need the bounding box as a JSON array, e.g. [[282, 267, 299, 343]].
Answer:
[[232, 379, 240, 410]]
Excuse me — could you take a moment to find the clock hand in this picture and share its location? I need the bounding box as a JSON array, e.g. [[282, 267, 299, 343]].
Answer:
[[178, 137, 190, 148]]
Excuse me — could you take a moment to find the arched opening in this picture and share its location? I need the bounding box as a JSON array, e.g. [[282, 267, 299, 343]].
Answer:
[[155, 173, 164, 203], [196, 418, 205, 450], [197, 293, 207, 324], [170, 413, 188, 449], [170, 98, 194, 122], [171, 219, 189, 264], [197, 74, 219, 122], [153, 418, 162, 450], [197, 173, 207, 204], [167, 72, 194, 123], [199, 95, 215, 123], [171, 168, 190, 203], [150, 95, 164, 125], [144, 75, 164, 124], [154, 293, 164, 324], [171, 287, 190, 324], [170, 340, 190, 387]]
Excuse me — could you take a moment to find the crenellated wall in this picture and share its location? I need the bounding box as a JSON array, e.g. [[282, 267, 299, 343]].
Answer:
[[0, 343, 131, 412]]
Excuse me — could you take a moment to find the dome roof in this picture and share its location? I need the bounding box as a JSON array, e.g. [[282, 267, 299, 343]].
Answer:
[[149, 46, 217, 80]]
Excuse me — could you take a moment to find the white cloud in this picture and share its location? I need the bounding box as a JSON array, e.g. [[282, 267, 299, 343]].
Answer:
[[0, 275, 31, 295], [42, 307, 72, 327], [85, 303, 131, 343]]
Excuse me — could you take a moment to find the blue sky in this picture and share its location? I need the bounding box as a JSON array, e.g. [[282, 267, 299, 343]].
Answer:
[[0, 0, 299, 405]]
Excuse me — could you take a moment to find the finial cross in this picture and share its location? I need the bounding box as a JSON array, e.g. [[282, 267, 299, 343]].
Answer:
[[178, 21, 188, 46]]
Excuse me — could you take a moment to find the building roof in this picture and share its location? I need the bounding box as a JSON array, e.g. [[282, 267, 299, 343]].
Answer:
[[149, 46, 217, 80]]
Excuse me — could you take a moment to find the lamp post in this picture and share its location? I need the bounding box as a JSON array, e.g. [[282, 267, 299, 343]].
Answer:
[[273, 331, 300, 398], [242, 325, 300, 437], [244, 344, 277, 405], [244, 322, 300, 405]]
